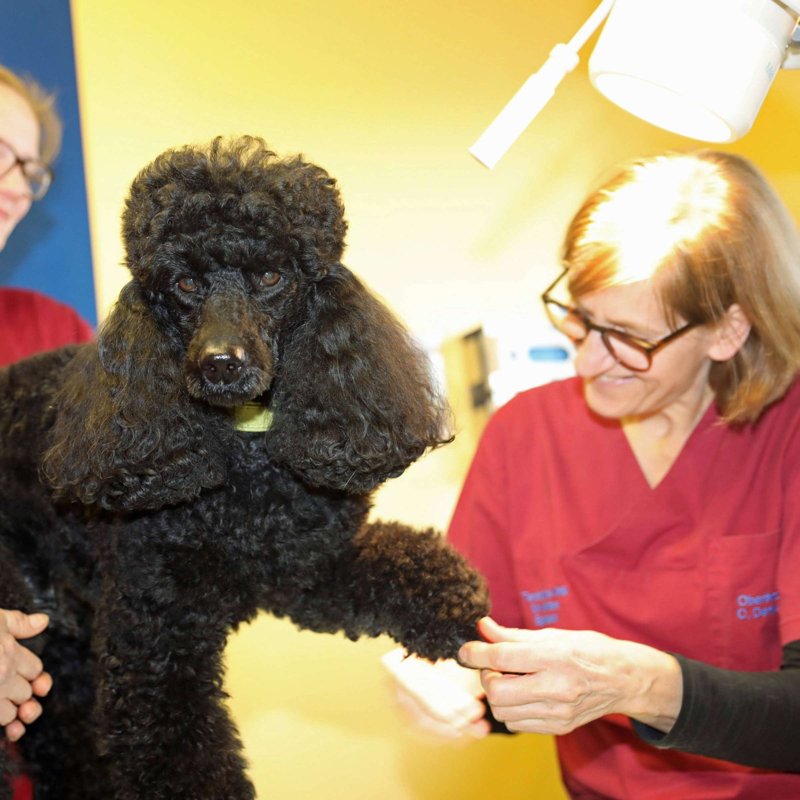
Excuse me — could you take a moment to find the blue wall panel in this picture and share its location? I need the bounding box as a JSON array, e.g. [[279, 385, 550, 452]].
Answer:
[[0, 0, 97, 326]]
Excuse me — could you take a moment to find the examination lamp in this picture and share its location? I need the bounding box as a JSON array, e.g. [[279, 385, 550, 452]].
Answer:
[[470, 0, 800, 169]]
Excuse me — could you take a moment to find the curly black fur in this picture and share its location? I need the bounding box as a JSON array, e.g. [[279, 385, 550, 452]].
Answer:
[[0, 137, 488, 800]]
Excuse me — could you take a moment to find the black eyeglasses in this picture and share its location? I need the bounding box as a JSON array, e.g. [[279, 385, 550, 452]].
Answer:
[[541, 268, 699, 372], [0, 137, 53, 201]]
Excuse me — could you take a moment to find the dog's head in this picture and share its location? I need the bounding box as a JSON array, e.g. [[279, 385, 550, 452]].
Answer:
[[44, 137, 451, 511], [121, 136, 346, 408]]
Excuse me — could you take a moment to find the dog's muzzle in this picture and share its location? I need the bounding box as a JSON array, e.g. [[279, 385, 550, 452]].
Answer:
[[186, 337, 273, 407], [200, 346, 246, 386]]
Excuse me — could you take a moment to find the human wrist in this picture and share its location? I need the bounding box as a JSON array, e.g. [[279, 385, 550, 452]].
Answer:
[[616, 641, 683, 732]]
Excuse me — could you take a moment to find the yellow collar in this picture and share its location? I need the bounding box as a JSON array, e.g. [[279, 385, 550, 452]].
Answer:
[[232, 403, 274, 432]]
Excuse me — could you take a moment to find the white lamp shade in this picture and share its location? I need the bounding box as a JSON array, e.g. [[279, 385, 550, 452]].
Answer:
[[589, 0, 799, 141]]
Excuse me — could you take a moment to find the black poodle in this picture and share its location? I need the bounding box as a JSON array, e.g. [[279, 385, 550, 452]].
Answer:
[[0, 136, 488, 799]]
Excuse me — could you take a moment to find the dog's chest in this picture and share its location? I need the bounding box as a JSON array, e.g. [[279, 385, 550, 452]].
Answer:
[[103, 452, 366, 610]]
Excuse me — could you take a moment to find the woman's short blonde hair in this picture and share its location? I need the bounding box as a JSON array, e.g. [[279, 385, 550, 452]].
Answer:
[[0, 64, 62, 164], [561, 150, 800, 424]]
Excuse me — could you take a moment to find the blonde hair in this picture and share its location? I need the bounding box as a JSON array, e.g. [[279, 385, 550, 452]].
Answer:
[[0, 64, 62, 164], [562, 150, 800, 424]]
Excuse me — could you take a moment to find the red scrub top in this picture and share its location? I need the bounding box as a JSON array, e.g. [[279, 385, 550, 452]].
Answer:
[[0, 287, 94, 367], [449, 376, 800, 799], [0, 287, 93, 800]]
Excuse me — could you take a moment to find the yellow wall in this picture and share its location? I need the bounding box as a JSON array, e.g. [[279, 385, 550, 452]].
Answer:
[[69, 1, 800, 797]]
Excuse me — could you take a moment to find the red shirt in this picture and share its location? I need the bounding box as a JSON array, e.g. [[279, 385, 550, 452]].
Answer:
[[449, 376, 800, 799], [0, 287, 93, 800], [0, 287, 94, 367]]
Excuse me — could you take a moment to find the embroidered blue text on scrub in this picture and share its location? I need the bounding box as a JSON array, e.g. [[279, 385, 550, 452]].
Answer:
[[522, 584, 569, 626], [736, 590, 779, 621]]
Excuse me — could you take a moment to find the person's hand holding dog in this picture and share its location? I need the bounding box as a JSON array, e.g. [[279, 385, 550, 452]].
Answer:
[[0, 609, 52, 741], [458, 617, 683, 736], [384, 617, 683, 740]]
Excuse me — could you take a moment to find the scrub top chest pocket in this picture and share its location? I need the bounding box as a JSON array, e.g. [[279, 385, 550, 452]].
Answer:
[[706, 528, 782, 671]]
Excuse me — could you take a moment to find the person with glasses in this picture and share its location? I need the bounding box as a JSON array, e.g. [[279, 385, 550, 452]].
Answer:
[[0, 64, 93, 366], [387, 151, 800, 798], [0, 63, 94, 800]]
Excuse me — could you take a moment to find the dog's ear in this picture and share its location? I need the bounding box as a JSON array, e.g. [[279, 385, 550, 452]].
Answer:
[[266, 264, 452, 493], [42, 282, 230, 512]]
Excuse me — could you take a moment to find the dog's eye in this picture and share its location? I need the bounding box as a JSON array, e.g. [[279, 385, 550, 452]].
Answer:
[[177, 277, 198, 293], [259, 271, 281, 288]]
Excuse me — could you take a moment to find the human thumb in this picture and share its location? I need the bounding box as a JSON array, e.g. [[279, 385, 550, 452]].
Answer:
[[3, 610, 49, 639], [477, 616, 522, 643]]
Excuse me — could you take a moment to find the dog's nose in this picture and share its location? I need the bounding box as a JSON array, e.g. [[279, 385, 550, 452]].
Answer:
[[200, 348, 245, 385]]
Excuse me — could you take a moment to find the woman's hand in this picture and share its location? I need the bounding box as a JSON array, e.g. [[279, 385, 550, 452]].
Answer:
[[458, 618, 683, 736], [0, 609, 52, 741], [381, 647, 491, 741]]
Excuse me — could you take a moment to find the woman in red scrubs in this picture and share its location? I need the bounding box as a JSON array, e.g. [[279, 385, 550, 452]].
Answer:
[[0, 63, 94, 800], [391, 151, 800, 798]]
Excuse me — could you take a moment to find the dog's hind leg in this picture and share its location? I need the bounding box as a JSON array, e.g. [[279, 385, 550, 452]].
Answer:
[[92, 564, 256, 800], [17, 632, 104, 800], [0, 542, 42, 800], [0, 746, 14, 800]]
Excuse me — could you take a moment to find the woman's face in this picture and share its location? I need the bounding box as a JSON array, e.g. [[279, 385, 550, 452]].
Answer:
[[0, 83, 39, 251], [572, 279, 718, 422]]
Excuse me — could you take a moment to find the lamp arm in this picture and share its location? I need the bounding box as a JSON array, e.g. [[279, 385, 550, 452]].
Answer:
[[469, 0, 616, 168], [784, 2, 800, 69], [568, 0, 619, 50]]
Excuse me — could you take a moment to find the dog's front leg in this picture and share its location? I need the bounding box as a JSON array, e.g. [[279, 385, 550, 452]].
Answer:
[[343, 521, 490, 660], [271, 520, 489, 662], [92, 559, 255, 800]]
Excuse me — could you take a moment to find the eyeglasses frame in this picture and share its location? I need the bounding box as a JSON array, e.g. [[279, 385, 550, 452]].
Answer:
[[0, 136, 53, 201], [540, 268, 700, 372]]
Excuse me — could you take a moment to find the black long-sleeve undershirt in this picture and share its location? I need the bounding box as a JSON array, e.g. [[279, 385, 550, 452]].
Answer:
[[632, 639, 800, 771]]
